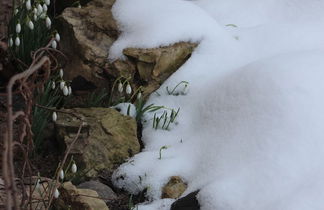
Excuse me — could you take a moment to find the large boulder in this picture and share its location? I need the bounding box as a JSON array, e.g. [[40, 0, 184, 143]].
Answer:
[[58, 0, 118, 90], [54, 108, 140, 177]]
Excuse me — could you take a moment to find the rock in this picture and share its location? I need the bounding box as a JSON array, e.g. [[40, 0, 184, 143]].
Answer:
[[58, 182, 109, 210], [58, 0, 119, 90], [58, 0, 197, 99], [54, 107, 140, 177], [170, 190, 200, 210], [121, 42, 197, 98], [78, 180, 117, 202], [162, 176, 187, 199]]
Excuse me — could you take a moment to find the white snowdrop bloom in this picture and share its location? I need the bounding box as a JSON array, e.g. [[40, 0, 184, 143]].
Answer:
[[15, 23, 21, 33], [33, 14, 37, 21], [54, 188, 60, 198], [59, 68, 63, 78], [45, 16, 51, 29], [60, 81, 65, 89], [28, 20, 34, 30], [42, 4, 48, 12], [126, 84, 132, 95], [14, 9, 18, 15], [51, 81, 56, 89], [63, 86, 69, 96], [55, 33, 60, 42], [137, 92, 142, 100], [37, 4, 43, 15], [52, 112, 57, 122], [68, 86, 72, 95], [26, 0, 31, 10], [40, 13, 46, 19], [33, 7, 37, 14], [59, 169, 64, 180], [9, 37, 13, 47], [35, 179, 40, 189], [78, 4, 81, 8], [51, 40, 57, 49], [71, 163, 77, 173], [15, 37, 20, 47], [118, 82, 123, 93], [45, 0, 50, 6]]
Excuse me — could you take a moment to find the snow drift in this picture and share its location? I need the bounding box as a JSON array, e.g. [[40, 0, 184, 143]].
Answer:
[[108, 0, 324, 209]]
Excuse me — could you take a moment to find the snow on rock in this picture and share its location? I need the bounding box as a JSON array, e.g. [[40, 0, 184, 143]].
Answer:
[[109, 0, 324, 209]]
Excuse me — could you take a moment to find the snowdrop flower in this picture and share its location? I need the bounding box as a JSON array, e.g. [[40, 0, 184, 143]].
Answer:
[[16, 23, 21, 33], [37, 4, 43, 15], [68, 86, 72, 95], [26, 0, 31, 10], [14, 9, 19, 15], [59, 69, 63, 78], [51, 81, 56, 89], [51, 40, 57, 49], [118, 82, 123, 93], [59, 169, 64, 180], [9, 37, 13, 47], [43, 4, 48, 12], [40, 13, 46, 19], [45, 0, 50, 6], [60, 81, 65, 89], [77, 4, 81, 8], [137, 92, 142, 100], [54, 188, 60, 198], [52, 112, 57, 122], [33, 7, 37, 14], [126, 84, 132, 95], [63, 86, 69, 96], [35, 179, 40, 189], [71, 163, 77, 173], [55, 33, 60, 42], [28, 20, 34, 30], [15, 37, 20, 47], [33, 14, 37, 21], [45, 16, 51, 29]]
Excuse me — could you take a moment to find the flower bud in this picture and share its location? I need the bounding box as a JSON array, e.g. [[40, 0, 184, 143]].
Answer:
[[118, 82, 123, 93], [9, 37, 13, 47], [52, 112, 57, 122], [33, 14, 38, 21], [59, 68, 63, 78], [43, 4, 48, 12], [45, 16, 51, 29], [55, 33, 60, 42], [51, 40, 57, 49], [63, 86, 69, 96], [15, 37, 20, 46], [51, 81, 56, 89], [16, 23, 21, 33], [137, 92, 142, 100], [71, 163, 77, 173], [37, 4, 43, 15], [54, 188, 60, 198], [126, 84, 132, 95], [14, 9, 19, 15], [33, 7, 37, 14], [68, 86, 72, 95], [45, 0, 50, 6], [26, 0, 31, 10], [28, 20, 34, 30], [60, 81, 65, 89], [59, 169, 64, 180]]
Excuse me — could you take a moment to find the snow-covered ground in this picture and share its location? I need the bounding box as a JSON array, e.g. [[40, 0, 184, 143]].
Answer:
[[108, 0, 324, 209]]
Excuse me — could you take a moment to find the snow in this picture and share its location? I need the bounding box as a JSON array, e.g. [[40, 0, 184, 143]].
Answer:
[[108, 0, 324, 209]]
